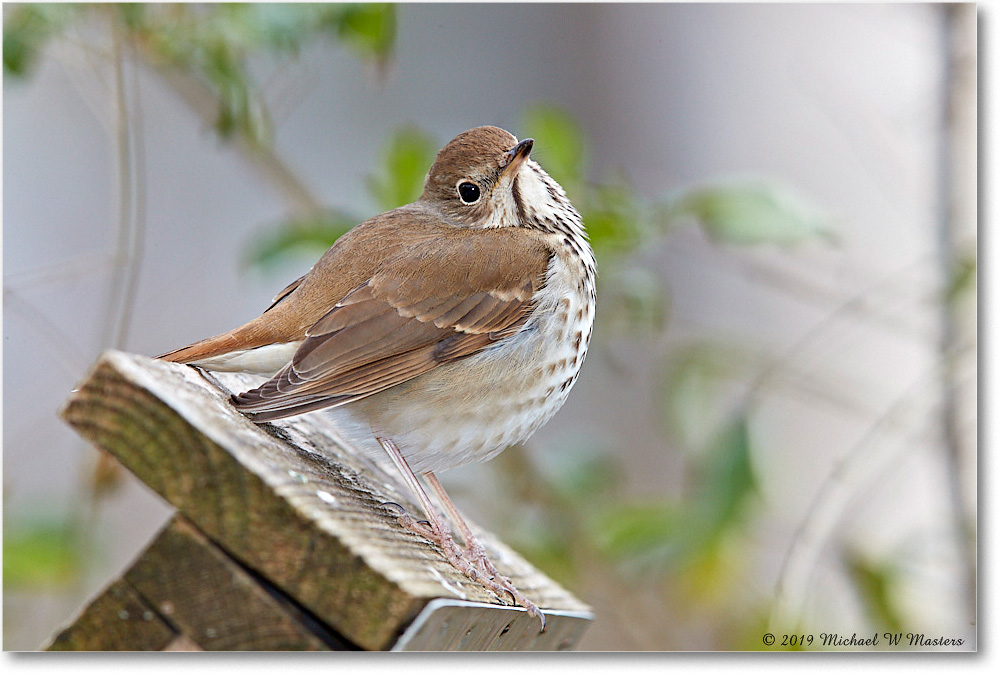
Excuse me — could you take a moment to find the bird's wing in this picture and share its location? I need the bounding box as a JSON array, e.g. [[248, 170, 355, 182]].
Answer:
[[231, 228, 551, 420], [263, 274, 306, 313]]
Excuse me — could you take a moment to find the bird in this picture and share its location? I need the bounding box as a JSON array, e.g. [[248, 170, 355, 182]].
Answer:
[[158, 125, 597, 628]]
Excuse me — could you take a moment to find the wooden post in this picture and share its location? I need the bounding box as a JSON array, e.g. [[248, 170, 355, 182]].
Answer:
[[50, 350, 591, 651]]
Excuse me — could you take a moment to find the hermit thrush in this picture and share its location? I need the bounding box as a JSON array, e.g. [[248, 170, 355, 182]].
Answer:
[[158, 126, 596, 627]]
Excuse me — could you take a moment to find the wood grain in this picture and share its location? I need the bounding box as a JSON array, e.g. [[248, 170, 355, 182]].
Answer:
[[124, 516, 348, 650], [45, 578, 175, 651]]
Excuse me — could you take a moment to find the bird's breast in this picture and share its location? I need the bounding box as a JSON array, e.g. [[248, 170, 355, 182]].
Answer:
[[342, 239, 596, 474]]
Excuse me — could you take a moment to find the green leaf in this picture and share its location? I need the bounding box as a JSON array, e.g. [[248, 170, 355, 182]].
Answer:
[[331, 3, 396, 60], [366, 126, 437, 211], [661, 343, 748, 449], [244, 4, 319, 53], [548, 449, 623, 504], [4, 517, 84, 589], [244, 210, 357, 273], [692, 414, 757, 531], [2, 4, 78, 77], [844, 550, 905, 633], [671, 182, 832, 246], [131, 4, 396, 146], [592, 413, 757, 570], [593, 503, 680, 562], [521, 104, 586, 194], [582, 175, 644, 258], [204, 46, 267, 142], [600, 265, 670, 337], [945, 252, 977, 304]]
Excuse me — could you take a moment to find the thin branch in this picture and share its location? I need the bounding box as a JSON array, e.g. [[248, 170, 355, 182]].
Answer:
[[663, 232, 943, 348], [3, 252, 114, 289], [110, 32, 147, 348], [99, 13, 140, 350], [734, 249, 938, 342], [935, 2, 977, 627], [732, 250, 941, 425], [3, 289, 90, 376], [768, 363, 944, 634], [138, 56, 324, 217]]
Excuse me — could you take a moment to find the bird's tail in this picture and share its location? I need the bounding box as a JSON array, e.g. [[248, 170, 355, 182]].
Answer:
[[156, 318, 277, 364], [157, 332, 245, 364]]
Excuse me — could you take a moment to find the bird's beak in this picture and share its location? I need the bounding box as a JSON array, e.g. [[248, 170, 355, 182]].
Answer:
[[502, 138, 533, 178]]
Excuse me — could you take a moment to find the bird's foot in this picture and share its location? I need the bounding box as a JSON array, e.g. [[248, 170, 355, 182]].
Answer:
[[462, 534, 546, 631], [383, 501, 544, 629], [386, 502, 482, 581]]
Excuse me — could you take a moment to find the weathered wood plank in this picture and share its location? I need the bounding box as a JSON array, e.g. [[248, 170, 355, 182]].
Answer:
[[392, 600, 592, 651], [45, 578, 176, 651], [60, 350, 590, 650], [124, 516, 348, 650]]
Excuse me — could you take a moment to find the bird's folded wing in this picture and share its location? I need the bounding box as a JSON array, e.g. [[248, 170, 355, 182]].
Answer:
[[232, 231, 551, 420], [263, 273, 307, 313]]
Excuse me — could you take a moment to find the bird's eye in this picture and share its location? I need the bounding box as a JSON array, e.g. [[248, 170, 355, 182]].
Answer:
[[457, 181, 481, 204]]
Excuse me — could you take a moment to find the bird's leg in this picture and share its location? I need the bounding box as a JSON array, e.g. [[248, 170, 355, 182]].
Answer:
[[423, 472, 499, 575], [376, 437, 479, 581], [377, 438, 544, 628], [425, 471, 546, 630]]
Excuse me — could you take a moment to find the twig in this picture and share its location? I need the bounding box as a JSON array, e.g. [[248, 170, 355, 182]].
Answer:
[[740, 247, 953, 418], [3, 289, 90, 376], [935, 3, 977, 627], [3, 252, 114, 290], [115, 24, 147, 349], [769, 363, 945, 634], [99, 12, 145, 351], [137, 57, 324, 217]]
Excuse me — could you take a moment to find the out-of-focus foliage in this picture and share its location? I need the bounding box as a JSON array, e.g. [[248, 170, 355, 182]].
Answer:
[[661, 343, 752, 448], [243, 125, 437, 273], [844, 550, 905, 634], [2, 3, 77, 75], [561, 415, 755, 573], [523, 104, 834, 255], [3, 3, 396, 145], [520, 105, 832, 338], [4, 516, 85, 589], [667, 182, 834, 246], [945, 251, 977, 303], [366, 126, 437, 212], [244, 209, 358, 273], [242, 102, 832, 279]]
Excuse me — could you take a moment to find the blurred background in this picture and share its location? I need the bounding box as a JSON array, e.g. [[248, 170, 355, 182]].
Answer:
[[3, 3, 977, 651]]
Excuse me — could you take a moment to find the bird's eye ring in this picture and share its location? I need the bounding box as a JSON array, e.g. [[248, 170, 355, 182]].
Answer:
[[457, 181, 481, 204]]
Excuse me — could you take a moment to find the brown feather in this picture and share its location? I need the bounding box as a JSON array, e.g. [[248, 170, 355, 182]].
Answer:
[[159, 205, 451, 364], [229, 214, 552, 420]]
